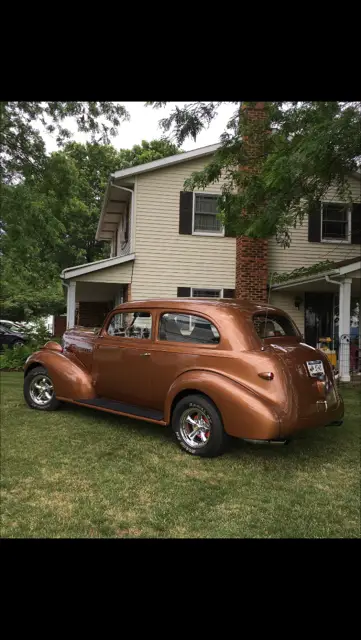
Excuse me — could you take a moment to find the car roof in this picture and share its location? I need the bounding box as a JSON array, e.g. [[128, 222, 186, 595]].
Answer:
[[114, 298, 283, 318]]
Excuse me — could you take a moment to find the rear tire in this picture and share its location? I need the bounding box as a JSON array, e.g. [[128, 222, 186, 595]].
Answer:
[[24, 366, 61, 411], [172, 394, 226, 458]]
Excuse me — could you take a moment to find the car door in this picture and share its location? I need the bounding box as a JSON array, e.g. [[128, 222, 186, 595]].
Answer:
[[92, 309, 154, 409], [148, 310, 222, 412]]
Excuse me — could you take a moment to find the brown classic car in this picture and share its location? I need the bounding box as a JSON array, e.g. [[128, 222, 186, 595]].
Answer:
[[23, 299, 344, 457]]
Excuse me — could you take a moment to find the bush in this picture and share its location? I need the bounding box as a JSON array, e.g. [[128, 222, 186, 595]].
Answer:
[[0, 319, 58, 370], [0, 344, 35, 370]]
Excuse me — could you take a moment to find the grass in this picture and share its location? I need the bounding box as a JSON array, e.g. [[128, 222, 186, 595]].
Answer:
[[1, 372, 360, 538]]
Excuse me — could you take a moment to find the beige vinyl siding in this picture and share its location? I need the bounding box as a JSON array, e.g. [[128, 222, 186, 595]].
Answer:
[[270, 291, 305, 334], [268, 177, 361, 275], [132, 158, 236, 300], [75, 261, 133, 284]]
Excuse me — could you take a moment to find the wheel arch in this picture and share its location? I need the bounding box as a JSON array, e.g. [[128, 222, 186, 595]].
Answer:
[[24, 361, 44, 377], [170, 388, 218, 422]]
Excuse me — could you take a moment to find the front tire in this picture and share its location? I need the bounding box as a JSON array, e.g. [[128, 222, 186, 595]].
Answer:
[[172, 394, 226, 458], [24, 366, 61, 411]]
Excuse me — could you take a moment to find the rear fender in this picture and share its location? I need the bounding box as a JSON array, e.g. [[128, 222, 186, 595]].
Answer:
[[24, 351, 94, 400], [165, 370, 280, 440]]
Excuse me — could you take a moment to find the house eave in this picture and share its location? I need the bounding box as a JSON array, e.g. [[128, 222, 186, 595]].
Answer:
[[60, 253, 135, 281], [111, 143, 221, 181], [271, 259, 361, 290]]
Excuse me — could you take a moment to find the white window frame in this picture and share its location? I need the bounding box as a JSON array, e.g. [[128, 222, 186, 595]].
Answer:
[[192, 192, 225, 237], [321, 202, 352, 244]]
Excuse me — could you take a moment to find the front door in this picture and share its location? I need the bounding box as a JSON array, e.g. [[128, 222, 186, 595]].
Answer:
[[92, 309, 154, 408], [304, 292, 334, 347]]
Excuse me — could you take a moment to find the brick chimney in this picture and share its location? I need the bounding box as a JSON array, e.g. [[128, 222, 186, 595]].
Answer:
[[235, 102, 268, 303]]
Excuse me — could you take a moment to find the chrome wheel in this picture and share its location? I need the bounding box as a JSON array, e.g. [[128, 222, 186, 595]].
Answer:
[[179, 407, 212, 449], [29, 374, 54, 406]]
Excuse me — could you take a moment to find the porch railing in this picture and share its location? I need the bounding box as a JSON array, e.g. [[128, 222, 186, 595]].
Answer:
[[338, 333, 361, 381]]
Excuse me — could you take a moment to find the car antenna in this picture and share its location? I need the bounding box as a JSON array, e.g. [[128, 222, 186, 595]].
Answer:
[[261, 271, 273, 351]]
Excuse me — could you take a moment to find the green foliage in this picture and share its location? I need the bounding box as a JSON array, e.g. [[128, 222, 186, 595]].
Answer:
[[1, 101, 129, 183], [1, 137, 180, 319], [0, 318, 55, 369], [0, 344, 34, 370], [271, 260, 336, 285], [117, 139, 181, 168], [150, 101, 361, 246]]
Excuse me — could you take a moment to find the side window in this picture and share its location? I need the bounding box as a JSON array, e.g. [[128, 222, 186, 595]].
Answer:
[[159, 313, 220, 344], [107, 311, 152, 340]]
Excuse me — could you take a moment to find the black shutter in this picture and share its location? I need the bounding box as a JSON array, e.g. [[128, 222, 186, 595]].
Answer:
[[351, 203, 361, 244], [223, 289, 236, 298], [177, 287, 191, 297], [179, 191, 193, 235], [308, 200, 321, 243]]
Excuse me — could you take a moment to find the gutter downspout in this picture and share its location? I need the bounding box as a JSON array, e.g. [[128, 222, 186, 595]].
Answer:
[[325, 275, 341, 286]]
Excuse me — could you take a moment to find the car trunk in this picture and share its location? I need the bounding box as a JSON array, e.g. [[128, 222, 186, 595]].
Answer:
[[266, 338, 339, 420]]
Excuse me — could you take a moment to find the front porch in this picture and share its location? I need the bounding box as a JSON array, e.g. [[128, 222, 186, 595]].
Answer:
[[271, 257, 361, 382], [60, 254, 135, 329]]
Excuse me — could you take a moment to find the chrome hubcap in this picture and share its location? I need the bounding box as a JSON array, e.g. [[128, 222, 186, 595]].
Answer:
[[29, 374, 54, 406], [179, 408, 212, 449]]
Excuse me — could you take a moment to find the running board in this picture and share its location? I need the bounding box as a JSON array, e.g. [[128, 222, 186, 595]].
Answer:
[[72, 397, 164, 422], [243, 438, 289, 446]]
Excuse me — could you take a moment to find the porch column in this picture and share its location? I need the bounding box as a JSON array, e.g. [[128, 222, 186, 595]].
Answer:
[[66, 281, 76, 329], [114, 286, 124, 307], [339, 278, 352, 382]]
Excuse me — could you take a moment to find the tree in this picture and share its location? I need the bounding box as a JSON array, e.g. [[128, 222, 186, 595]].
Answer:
[[1, 139, 180, 319], [117, 139, 181, 168], [148, 102, 361, 246], [0, 101, 129, 183]]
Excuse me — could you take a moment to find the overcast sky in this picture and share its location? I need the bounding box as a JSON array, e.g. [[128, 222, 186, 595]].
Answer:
[[42, 102, 238, 153]]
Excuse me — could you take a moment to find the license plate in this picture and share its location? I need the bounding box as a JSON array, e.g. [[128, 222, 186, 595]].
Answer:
[[306, 360, 325, 377]]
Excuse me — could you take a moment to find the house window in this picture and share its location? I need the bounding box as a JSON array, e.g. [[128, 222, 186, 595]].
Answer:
[[193, 194, 223, 235], [321, 203, 351, 242], [191, 288, 223, 298]]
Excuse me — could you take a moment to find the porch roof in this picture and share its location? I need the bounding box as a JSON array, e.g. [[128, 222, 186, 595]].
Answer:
[[60, 253, 135, 281], [271, 257, 361, 292]]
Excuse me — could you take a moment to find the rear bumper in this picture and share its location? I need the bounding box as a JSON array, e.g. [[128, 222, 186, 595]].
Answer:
[[280, 396, 344, 438]]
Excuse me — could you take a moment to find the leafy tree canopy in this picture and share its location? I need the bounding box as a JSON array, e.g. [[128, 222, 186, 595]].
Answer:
[[1, 137, 180, 320], [148, 101, 361, 246], [0, 101, 129, 183]]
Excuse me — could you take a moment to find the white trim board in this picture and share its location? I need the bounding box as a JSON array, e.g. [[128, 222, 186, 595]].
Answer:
[[112, 143, 221, 180], [61, 253, 135, 281]]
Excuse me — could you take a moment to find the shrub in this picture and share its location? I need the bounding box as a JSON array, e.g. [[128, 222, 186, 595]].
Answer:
[[0, 319, 58, 370], [0, 344, 34, 370]]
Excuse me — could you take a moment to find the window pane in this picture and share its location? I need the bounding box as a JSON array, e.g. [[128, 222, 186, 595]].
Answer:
[[107, 312, 152, 339], [194, 213, 222, 232], [195, 194, 218, 214], [159, 313, 220, 344], [253, 313, 297, 338], [322, 203, 348, 240], [192, 289, 221, 298]]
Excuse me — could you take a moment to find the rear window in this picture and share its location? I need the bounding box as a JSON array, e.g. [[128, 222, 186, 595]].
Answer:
[[253, 313, 297, 338]]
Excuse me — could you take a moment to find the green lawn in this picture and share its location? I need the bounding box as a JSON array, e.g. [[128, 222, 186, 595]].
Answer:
[[1, 372, 360, 538]]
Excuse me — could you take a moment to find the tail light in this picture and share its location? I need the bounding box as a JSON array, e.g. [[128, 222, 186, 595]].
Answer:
[[258, 372, 274, 381]]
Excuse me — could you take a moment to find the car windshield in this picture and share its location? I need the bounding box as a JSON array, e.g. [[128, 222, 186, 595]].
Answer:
[[253, 313, 298, 339]]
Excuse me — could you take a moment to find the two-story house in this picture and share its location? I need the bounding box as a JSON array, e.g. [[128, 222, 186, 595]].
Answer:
[[61, 142, 361, 381]]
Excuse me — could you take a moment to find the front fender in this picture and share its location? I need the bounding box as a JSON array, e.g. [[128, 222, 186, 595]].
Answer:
[[165, 370, 280, 440], [24, 350, 95, 401]]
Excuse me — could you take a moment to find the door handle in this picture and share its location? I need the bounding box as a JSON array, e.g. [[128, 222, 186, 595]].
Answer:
[[140, 352, 151, 357]]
